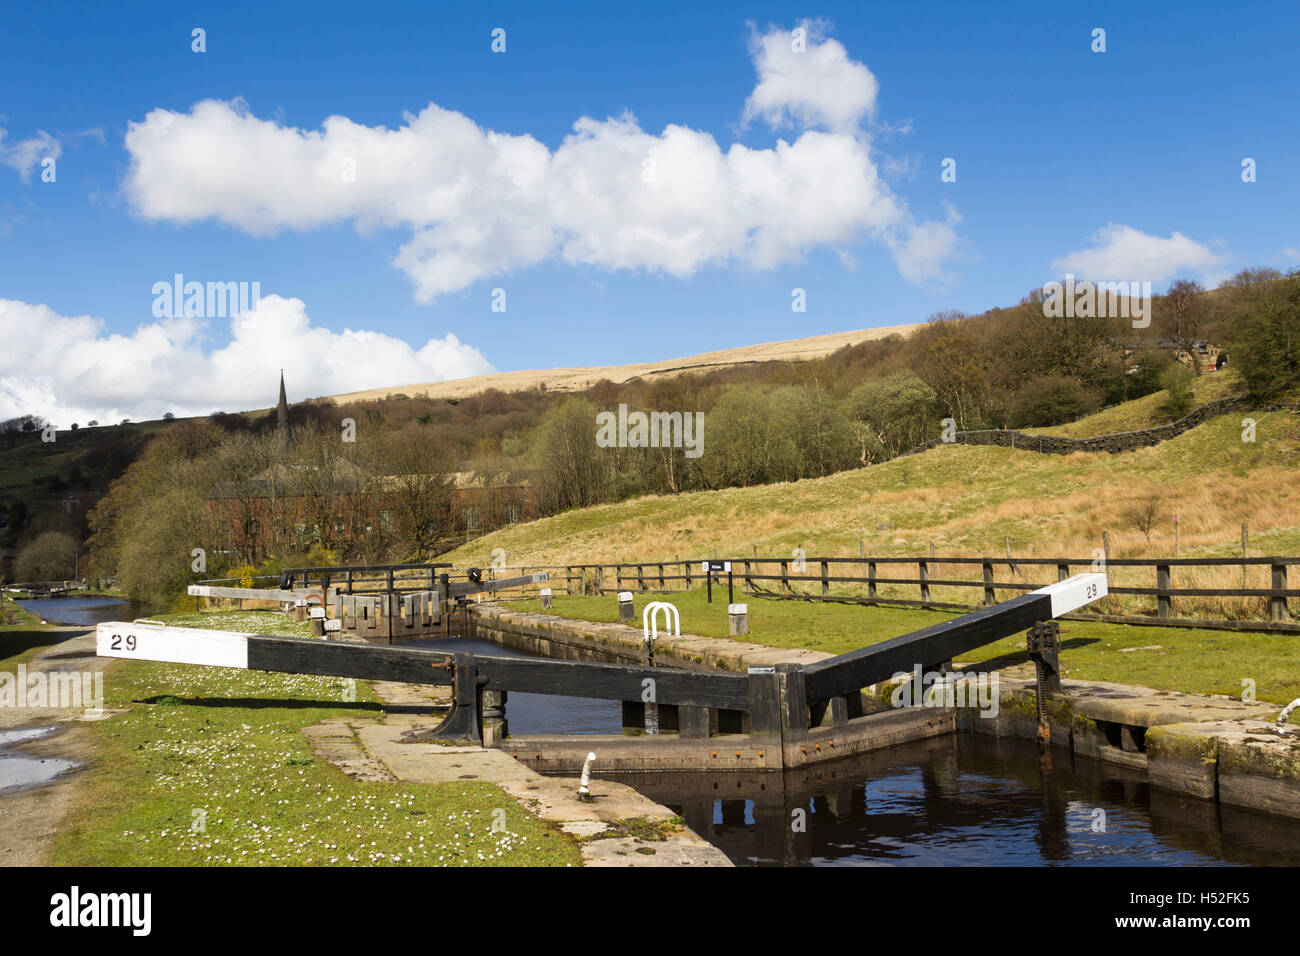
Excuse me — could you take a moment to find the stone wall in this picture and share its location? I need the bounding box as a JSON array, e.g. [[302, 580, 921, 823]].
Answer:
[[901, 396, 1252, 458]]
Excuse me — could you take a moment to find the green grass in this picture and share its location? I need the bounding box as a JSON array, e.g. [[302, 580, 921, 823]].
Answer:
[[52, 609, 582, 867], [506, 588, 1300, 706]]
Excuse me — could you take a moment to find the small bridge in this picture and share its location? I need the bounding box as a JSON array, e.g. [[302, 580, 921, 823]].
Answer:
[[103, 573, 1106, 771], [3, 579, 85, 598]]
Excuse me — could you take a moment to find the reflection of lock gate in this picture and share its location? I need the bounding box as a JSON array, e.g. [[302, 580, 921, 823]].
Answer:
[[154, 574, 1110, 769]]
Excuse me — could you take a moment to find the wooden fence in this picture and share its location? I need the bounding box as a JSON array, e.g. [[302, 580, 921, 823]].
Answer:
[[519, 555, 1300, 633]]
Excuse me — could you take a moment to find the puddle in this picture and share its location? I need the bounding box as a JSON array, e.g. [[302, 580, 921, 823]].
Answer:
[[0, 726, 79, 793]]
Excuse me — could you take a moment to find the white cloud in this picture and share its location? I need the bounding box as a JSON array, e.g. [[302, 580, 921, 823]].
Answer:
[[0, 128, 61, 182], [123, 24, 957, 300], [0, 294, 493, 425], [1051, 223, 1228, 284], [741, 19, 879, 132]]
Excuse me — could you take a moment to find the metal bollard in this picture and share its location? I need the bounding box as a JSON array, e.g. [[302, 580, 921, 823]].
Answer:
[[578, 751, 596, 799]]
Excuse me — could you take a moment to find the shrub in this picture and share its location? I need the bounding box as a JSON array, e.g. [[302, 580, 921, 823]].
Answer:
[[1009, 375, 1101, 428], [1158, 364, 1196, 419]]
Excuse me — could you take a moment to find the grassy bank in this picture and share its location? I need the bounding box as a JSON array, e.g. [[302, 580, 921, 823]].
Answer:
[[505, 589, 1300, 708], [53, 609, 582, 867]]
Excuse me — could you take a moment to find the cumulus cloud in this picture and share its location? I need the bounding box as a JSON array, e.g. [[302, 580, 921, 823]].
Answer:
[[0, 295, 493, 425], [1051, 223, 1228, 284], [741, 19, 879, 132], [123, 24, 957, 299], [0, 127, 61, 182]]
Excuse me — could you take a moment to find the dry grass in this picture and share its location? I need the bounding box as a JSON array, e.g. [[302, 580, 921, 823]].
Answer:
[[444, 402, 1300, 622]]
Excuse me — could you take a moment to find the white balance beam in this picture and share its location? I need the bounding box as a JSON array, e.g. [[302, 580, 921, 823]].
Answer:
[[1031, 572, 1107, 617], [96, 621, 252, 669]]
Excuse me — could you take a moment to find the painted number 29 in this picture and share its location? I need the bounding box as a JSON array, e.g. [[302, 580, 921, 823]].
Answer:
[[1085, 583, 1098, 599], [109, 634, 138, 652]]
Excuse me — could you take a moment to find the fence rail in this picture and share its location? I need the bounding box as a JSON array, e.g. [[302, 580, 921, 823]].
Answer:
[[525, 555, 1300, 632]]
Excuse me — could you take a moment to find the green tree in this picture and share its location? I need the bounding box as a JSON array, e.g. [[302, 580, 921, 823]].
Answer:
[[1009, 375, 1101, 428], [1228, 271, 1300, 401], [1157, 363, 1197, 419], [15, 531, 79, 581], [843, 373, 938, 462]]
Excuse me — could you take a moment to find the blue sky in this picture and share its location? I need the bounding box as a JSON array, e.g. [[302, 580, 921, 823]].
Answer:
[[1, 0, 1297, 423]]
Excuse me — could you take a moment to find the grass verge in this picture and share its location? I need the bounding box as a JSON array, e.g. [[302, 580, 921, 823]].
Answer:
[[51, 609, 582, 866]]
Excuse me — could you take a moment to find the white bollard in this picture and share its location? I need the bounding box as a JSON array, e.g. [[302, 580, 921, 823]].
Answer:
[[1278, 698, 1300, 734], [540, 587, 553, 609], [618, 590, 634, 623], [578, 751, 596, 798], [729, 603, 749, 636]]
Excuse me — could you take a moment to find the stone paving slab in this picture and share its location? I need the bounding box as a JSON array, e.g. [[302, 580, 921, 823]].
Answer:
[[303, 695, 732, 866]]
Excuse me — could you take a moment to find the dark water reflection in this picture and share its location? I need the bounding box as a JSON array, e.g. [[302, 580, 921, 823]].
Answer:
[[618, 734, 1300, 866]]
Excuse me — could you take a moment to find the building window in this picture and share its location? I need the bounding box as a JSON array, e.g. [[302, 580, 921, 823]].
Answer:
[[333, 516, 346, 536], [246, 518, 261, 538], [379, 510, 395, 533], [505, 504, 522, 524], [463, 507, 481, 531]]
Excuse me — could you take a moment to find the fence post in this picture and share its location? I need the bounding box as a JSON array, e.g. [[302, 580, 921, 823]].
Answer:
[[744, 559, 752, 589], [1271, 562, 1289, 622], [1057, 562, 1070, 582], [982, 560, 994, 605], [781, 560, 789, 591], [658, 564, 665, 589], [1157, 563, 1172, 618], [596, 566, 604, 595], [637, 564, 645, 591], [821, 560, 829, 597], [919, 559, 930, 605], [685, 560, 692, 590]]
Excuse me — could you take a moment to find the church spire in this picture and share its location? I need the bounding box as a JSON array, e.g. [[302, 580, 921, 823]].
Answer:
[[276, 370, 290, 449]]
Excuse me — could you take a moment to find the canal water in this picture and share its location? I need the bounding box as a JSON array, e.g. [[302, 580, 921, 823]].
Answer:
[[14, 596, 146, 628], [405, 636, 1300, 866]]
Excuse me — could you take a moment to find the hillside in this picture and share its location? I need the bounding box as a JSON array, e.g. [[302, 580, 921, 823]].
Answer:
[[315, 324, 921, 404], [441, 393, 1300, 571], [1020, 369, 1240, 438]]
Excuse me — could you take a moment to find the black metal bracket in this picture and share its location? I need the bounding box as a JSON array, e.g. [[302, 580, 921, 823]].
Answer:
[[401, 652, 482, 745], [1026, 620, 1061, 748]]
